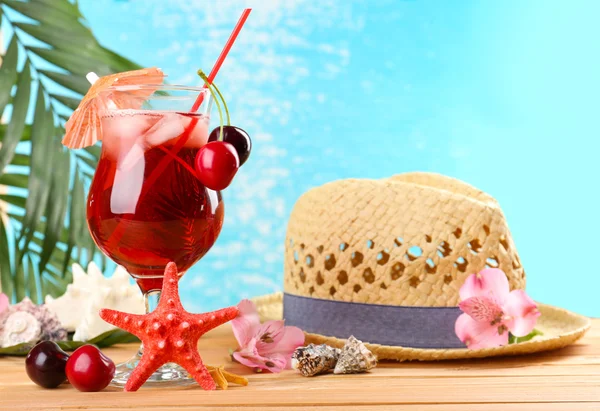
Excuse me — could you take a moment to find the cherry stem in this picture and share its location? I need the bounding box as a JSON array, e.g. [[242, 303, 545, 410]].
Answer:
[[198, 70, 224, 141], [211, 81, 230, 126]]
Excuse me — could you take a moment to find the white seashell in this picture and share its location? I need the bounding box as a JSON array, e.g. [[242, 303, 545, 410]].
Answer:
[[2, 311, 41, 346], [333, 336, 377, 375], [45, 262, 145, 341], [0, 297, 66, 346], [292, 343, 341, 377], [45, 264, 94, 330]]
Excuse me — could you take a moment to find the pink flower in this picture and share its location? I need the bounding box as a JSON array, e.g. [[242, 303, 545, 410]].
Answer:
[[455, 268, 541, 349], [231, 299, 305, 373], [0, 293, 8, 314]]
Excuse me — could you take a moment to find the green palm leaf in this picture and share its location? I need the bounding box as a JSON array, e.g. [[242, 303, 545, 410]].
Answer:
[[17, 89, 53, 260], [0, 61, 30, 175], [0, 0, 140, 302], [0, 37, 18, 116]]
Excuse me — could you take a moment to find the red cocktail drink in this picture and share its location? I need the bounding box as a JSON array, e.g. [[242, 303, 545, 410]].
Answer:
[[83, 86, 223, 387], [61, 8, 252, 390], [88, 108, 223, 293]]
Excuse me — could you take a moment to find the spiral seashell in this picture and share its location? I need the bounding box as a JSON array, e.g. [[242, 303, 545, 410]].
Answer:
[[333, 336, 377, 374], [292, 343, 341, 377], [0, 297, 66, 347], [2, 311, 41, 346]]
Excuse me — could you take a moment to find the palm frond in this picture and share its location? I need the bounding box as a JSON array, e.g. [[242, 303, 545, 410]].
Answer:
[[0, 0, 140, 302]]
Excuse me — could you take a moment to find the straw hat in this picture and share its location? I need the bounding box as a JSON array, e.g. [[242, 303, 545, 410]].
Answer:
[[253, 172, 591, 361]]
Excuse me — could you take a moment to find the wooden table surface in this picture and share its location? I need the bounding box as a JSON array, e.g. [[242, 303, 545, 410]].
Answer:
[[1, 319, 599, 410]]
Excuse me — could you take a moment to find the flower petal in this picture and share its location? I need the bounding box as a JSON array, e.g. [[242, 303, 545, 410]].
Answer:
[[263, 352, 288, 373], [231, 299, 261, 347], [232, 348, 287, 373], [233, 351, 264, 370], [0, 293, 8, 314], [260, 325, 305, 356], [455, 313, 509, 349], [238, 299, 261, 324], [458, 296, 503, 322], [504, 290, 541, 337], [232, 336, 262, 368], [459, 268, 510, 304], [256, 320, 286, 344], [231, 301, 305, 373]]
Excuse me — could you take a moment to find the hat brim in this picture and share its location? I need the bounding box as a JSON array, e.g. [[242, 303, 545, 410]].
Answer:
[[251, 292, 591, 361]]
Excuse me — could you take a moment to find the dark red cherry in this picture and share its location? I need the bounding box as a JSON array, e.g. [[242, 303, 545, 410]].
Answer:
[[195, 141, 240, 191], [208, 126, 251, 166], [25, 341, 69, 389], [65, 345, 115, 392]]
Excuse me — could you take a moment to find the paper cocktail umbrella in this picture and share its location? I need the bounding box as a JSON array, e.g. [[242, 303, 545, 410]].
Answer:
[[62, 68, 165, 149]]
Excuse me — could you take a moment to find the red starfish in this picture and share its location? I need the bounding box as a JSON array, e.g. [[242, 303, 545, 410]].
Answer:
[[99, 262, 239, 391]]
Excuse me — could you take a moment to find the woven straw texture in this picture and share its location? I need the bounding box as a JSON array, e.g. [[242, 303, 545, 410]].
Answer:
[[284, 172, 525, 307], [252, 292, 591, 361]]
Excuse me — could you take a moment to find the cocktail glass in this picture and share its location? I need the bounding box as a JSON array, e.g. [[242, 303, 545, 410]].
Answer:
[[87, 85, 221, 387]]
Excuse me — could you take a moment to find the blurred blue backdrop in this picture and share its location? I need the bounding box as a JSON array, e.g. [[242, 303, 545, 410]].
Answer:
[[81, 0, 600, 316]]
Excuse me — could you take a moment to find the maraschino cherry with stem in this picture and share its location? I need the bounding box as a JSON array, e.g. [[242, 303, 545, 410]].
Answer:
[[194, 70, 251, 191], [205, 76, 252, 165]]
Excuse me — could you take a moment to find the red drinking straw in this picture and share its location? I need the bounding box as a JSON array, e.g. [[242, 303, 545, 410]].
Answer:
[[190, 8, 252, 112], [157, 7, 252, 167], [106, 9, 252, 251]]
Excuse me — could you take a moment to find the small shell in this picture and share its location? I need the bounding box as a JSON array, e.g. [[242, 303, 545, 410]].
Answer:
[[333, 336, 377, 374], [292, 343, 341, 377], [0, 298, 67, 347], [2, 312, 41, 346]]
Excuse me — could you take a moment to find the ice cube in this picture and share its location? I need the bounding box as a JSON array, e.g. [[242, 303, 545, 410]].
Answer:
[[116, 113, 185, 171], [105, 110, 158, 141], [118, 141, 145, 172], [111, 148, 145, 214], [100, 110, 160, 160], [143, 113, 185, 147], [181, 115, 209, 148]]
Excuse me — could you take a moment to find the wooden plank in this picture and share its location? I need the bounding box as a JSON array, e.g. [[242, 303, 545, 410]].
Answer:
[[0, 319, 598, 410], [3, 369, 600, 406], [26, 405, 600, 411]]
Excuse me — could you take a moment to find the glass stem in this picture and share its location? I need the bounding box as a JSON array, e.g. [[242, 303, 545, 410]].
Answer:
[[138, 290, 162, 356], [145, 290, 162, 314]]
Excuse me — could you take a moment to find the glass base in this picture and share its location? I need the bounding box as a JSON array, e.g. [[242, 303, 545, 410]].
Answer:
[[110, 349, 197, 388]]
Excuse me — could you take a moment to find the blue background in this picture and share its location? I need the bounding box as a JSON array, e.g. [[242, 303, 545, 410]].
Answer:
[[80, 0, 599, 316]]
